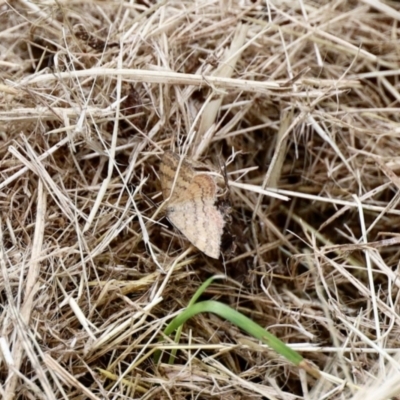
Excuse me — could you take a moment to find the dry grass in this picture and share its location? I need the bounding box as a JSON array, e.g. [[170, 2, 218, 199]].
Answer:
[[1, 0, 400, 398]]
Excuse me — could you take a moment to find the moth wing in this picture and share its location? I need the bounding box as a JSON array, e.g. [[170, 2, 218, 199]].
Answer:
[[159, 152, 194, 200], [167, 174, 225, 259]]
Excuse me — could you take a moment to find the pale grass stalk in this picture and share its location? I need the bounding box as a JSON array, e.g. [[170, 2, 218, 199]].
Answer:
[[278, 188, 400, 216], [17, 67, 283, 92], [355, 196, 382, 348], [2, 181, 51, 399], [1, 136, 71, 190], [43, 354, 102, 400], [194, 23, 250, 157], [84, 45, 123, 232]]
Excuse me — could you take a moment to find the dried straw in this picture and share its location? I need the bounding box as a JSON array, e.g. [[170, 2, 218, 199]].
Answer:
[[1, 0, 400, 399]]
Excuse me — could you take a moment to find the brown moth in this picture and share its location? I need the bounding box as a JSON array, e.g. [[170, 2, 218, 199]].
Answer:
[[159, 151, 225, 259]]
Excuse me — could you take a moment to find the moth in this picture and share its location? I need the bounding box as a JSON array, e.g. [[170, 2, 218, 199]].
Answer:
[[159, 151, 225, 259]]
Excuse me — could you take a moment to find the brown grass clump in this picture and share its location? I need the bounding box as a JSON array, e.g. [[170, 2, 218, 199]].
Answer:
[[2, 0, 400, 398]]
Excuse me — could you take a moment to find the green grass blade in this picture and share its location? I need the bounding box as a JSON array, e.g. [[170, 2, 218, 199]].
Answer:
[[167, 275, 226, 364], [158, 300, 303, 366]]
